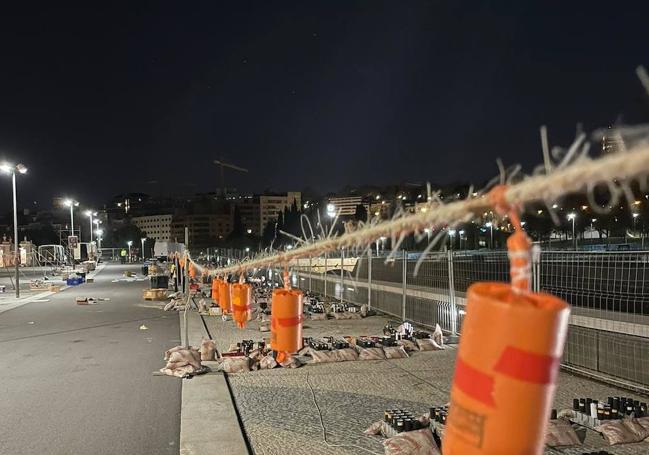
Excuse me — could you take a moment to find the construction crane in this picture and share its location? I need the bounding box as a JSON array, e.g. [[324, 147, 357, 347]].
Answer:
[[213, 157, 248, 198]]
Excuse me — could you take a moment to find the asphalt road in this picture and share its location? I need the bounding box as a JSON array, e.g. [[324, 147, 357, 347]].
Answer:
[[0, 263, 181, 455]]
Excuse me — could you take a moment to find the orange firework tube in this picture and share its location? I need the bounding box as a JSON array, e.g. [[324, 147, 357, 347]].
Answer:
[[270, 288, 303, 355], [444, 185, 570, 455], [218, 281, 232, 313], [231, 283, 252, 329], [188, 261, 197, 279], [443, 284, 569, 455], [211, 277, 220, 305]]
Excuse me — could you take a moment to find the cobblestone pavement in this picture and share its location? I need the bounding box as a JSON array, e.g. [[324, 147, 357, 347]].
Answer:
[[201, 311, 649, 455]]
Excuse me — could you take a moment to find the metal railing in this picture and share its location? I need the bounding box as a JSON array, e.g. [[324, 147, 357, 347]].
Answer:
[[225, 248, 649, 390]]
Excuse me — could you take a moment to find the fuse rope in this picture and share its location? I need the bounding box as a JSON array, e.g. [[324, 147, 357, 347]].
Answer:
[[189, 144, 649, 276]]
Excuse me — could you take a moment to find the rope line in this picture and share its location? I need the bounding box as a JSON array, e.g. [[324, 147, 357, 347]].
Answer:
[[191, 145, 649, 276]]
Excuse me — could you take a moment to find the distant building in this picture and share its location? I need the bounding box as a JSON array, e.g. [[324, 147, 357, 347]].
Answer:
[[170, 212, 233, 248], [327, 195, 369, 217], [132, 214, 173, 241], [259, 192, 301, 233], [238, 197, 261, 236]]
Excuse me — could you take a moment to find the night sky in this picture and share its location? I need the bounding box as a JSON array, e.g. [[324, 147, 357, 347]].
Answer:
[[0, 1, 648, 212]]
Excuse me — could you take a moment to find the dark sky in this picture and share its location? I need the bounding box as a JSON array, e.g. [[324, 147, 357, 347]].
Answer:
[[0, 1, 648, 211]]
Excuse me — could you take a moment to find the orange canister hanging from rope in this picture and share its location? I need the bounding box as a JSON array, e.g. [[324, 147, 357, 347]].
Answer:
[[270, 288, 303, 354], [211, 277, 220, 305], [218, 281, 232, 313], [231, 283, 252, 328], [188, 261, 197, 279], [443, 185, 570, 455]]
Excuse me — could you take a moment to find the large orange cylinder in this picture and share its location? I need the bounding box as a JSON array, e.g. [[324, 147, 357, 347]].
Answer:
[[211, 278, 221, 305], [231, 283, 252, 328], [443, 282, 569, 455], [270, 288, 303, 353], [188, 262, 197, 279], [218, 281, 232, 313]]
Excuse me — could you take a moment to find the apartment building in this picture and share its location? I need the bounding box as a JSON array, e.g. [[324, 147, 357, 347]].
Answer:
[[131, 214, 173, 241]]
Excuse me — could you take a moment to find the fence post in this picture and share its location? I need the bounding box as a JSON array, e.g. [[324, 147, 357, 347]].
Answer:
[[448, 250, 457, 335], [367, 248, 372, 310], [532, 245, 541, 293], [324, 253, 328, 299], [402, 249, 407, 321], [340, 248, 344, 302], [308, 256, 312, 292]]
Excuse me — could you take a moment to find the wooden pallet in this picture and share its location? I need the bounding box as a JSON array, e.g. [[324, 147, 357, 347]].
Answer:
[[143, 288, 168, 301]]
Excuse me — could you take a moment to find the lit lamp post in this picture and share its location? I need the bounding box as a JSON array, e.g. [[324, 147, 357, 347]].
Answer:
[[1, 162, 28, 298], [127, 240, 133, 263], [567, 213, 577, 250], [424, 228, 432, 243], [448, 229, 457, 250], [95, 228, 103, 251], [485, 222, 493, 248], [459, 229, 465, 250], [141, 237, 146, 262], [85, 211, 97, 243]]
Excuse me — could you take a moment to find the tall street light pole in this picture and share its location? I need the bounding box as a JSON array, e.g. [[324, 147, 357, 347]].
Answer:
[[1, 163, 28, 298], [485, 222, 493, 248], [85, 211, 97, 244], [64, 199, 79, 268], [567, 213, 576, 250]]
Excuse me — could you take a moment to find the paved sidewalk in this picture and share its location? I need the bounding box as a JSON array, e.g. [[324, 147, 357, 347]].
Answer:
[[194, 310, 649, 455], [179, 309, 249, 455]]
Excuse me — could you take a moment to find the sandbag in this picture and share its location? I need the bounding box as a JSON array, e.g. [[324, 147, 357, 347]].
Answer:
[[595, 419, 645, 445], [259, 354, 277, 370], [220, 357, 251, 373], [310, 348, 358, 363], [309, 313, 327, 320], [360, 304, 368, 317], [383, 346, 409, 359], [545, 419, 581, 447], [168, 349, 202, 370], [200, 338, 216, 361], [621, 418, 649, 441], [364, 420, 383, 436], [160, 346, 203, 377], [432, 323, 444, 347], [637, 416, 649, 432], [198, 299, 208, 313], [279, 355, 302, 369], [398, 339, 419, 352], [383, 428, 441, 455], [333, 348, 359, 362], [416, 338, 443, 351], [357, 347, 386, 361]]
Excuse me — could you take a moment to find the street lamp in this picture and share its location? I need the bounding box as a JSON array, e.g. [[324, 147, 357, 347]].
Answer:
[[246, 228, 252, 234], [459, 229, 465, 250], [85, 210, 97, 243], [567, 213, 577, 249], [1, 162, 28, 298], [633, 212, 639, 231], [485, 222, 494, 249], [424, 228, 432, 243], [64, 199, 79, 236], [448, 229, 457, 250], [127, 240, 133, 263], [141, 237, 146, 261], [96, 228, 103, 250]]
